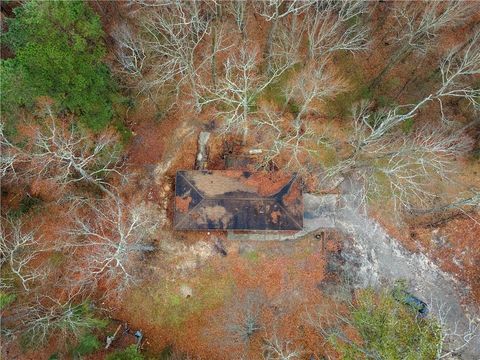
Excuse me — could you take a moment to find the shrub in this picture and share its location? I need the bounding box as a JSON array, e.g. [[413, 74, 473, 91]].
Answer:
[[7, 194, 42, 219], [71, 332, 101, 357], [0, 292, 16, 310], [106, 345, 144, 360], [330, 288, 442, 359]]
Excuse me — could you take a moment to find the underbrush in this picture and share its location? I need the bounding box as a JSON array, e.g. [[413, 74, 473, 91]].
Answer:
[[7, 194, 42, 219], [260, 63, 302, 113], [324, 52, 369, 118], [332, 288, 442, 359], [70, 332, 102, 358], [0, 292, 16, 310]]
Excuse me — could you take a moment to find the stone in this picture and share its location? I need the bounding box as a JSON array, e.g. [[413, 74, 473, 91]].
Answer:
[[180, 284, 193, 298]]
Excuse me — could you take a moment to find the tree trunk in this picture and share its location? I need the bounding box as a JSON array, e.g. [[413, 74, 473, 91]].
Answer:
[[211, 26, 217, 90], [394, 57, 425, 101], [369, 44, 411, 90], [264, 17, 278, 74]]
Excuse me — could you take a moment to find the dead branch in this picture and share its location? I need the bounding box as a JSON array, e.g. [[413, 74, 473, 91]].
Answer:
[[305, 0, 370, 60], [0, 218, 45, 291], [63, 197, 157, 294]]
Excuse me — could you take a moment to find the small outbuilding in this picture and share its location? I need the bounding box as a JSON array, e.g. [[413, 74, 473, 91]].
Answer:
[[174, 170, 303, 231]]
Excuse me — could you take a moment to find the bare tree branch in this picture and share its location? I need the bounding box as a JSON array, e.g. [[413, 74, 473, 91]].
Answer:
[[305, 0, 370, 60], [199, 44, 292, 143], [0, 218, 45, 291], [11, 295, 105, 348], [63, 198, 157, 294], [429, 298, 479, 359], [112, 23, 146, 78], [262, 330, 303, 360], [139, 0, 216, 110], [371, 0, 477, 88]]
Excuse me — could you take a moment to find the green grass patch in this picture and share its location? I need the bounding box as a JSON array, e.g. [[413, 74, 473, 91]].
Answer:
[[401, 117, 414, 134], [127, 268, 234, 329], [323, 53, 401, 118], [324, 51, 370, 118], [113, 118, 133, 144], [241, 250, 260, 262], [260, 63, 302, 109], [2, 116, 20, 143], [106, 345, 144, 360], [0, 292, 16, 310], [367, 168, 393, 203], [313, 143, 338, 168], [376, 94, 395, 108], [324, 85, 372, 119], [49, 251, 66, 267], [472, 147, 480, 161]]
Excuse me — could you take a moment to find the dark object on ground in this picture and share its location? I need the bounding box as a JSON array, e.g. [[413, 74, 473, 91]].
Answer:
[[213, 238, 227, 256], [392, 289, 429, 317], [134, 330, 143, 345]]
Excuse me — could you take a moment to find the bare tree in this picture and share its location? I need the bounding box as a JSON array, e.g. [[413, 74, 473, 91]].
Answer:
[[408, 191, 480, 219], [1, 109, 122, 198], [255, 0, 316, 72], [226, 290, 265, 344], [284, 61, 347, 125], [0, 122, 28, 185], [12, 295, 105, 348], [348, 29, 479, 151], [64, 197, 156, 294], [395, 1, 473, 54], [436, 29, 480, 112], [227, 0, 248, 39], [112, 23, 146, 78], [254, 109, 318, 173], [262, 331, 303, 360], [31, 109, 121, 196], [305, 0, 370, 60], [369, 127, 472, 211], [429, 298, 479, 359], [330, 99, 474, 210], [328, 31, 479, 206], [199, 45, 292, 143], [0, 218, 44, 291], [370, 0, 477, 88], [269, 12, 305, 70], [0, 109, 122, 197], [139, 1, 216, 109]]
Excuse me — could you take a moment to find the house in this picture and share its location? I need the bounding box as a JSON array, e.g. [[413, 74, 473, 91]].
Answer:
[[174, 170, 303, 231]]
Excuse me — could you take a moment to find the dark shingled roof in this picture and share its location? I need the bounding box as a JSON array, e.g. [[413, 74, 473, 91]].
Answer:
[[174, 170, 303, 231]]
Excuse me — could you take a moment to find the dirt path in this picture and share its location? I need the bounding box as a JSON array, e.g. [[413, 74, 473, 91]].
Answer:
[[335, 177, 479, 359]]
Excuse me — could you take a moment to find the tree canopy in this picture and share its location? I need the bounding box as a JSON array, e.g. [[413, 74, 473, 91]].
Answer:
[[1, 0, 115, 131]]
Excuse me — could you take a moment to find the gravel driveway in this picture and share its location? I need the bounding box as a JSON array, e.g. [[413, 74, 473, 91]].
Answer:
[[333, 177, 480, 359]]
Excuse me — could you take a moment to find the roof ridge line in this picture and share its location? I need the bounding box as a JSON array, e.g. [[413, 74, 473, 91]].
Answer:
[[174, 172, 205, 229]]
